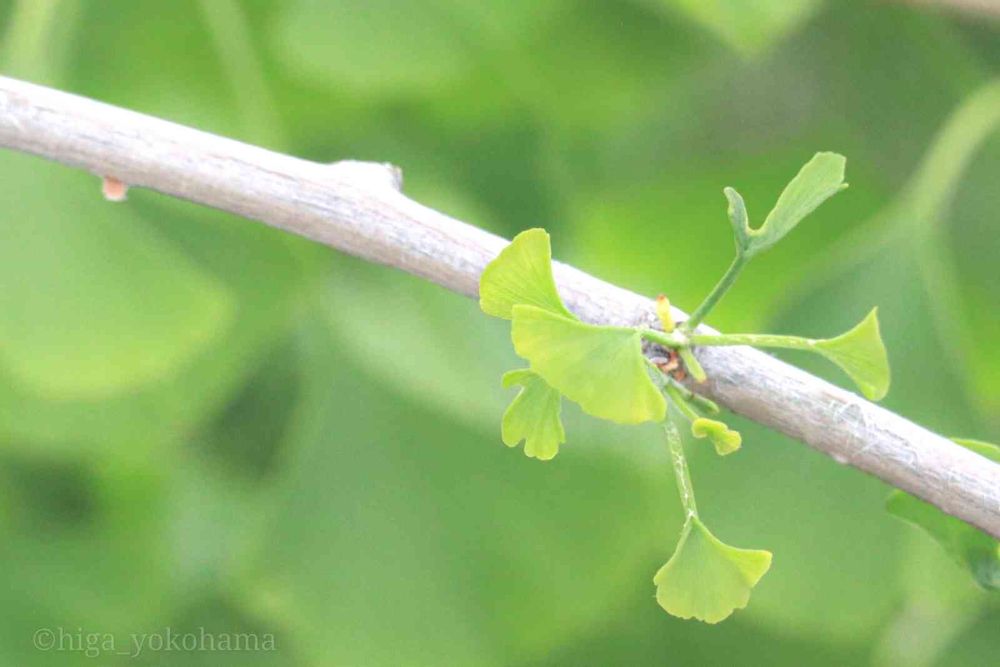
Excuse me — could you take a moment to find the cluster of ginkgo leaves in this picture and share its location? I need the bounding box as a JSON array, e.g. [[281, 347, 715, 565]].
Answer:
[[479, 152, 900, 623], [480, 151, 1000, 621]]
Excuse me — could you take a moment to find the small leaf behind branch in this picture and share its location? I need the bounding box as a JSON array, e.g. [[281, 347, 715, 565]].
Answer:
[[746, 152, 847, 257], [511, 305, 666, 424], [886, 438, 1000, 590], [814, 308, 890, 401], [479, 228, 573, 320], [654, 515, 772, 623], [500, 369, 565, 461]]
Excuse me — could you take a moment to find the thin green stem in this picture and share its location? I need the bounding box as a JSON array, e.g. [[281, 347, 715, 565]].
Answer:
[[663, 418, 698, 518], [689, 392, 719, 415], [671, 381, 720, 414], [640, 329, 688, 348], [676, 346, 707, 382], [665, 384, 701, 422], [682, 253, 748, 331], [688, 332, 818, 352], [646, 360, 719, 414]]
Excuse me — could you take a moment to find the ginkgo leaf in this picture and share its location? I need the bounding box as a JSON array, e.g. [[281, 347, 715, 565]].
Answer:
[[814, 308, 890, 401], [500, 369, 565, 461], [691, 418, 742, 456], [510, 305, 667, 424], [690, 308, 890, 399], [886, 438, 1000, 590], [654, 515, 772, 623], [746, 152, 847, 257], [479, 228, 574, 320]]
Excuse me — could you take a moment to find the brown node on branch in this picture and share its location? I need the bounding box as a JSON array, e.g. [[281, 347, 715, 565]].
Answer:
[[651, 349, 687, 382]]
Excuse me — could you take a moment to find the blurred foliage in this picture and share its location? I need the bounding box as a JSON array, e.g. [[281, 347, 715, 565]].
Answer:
[[0, 0, 998, 665]]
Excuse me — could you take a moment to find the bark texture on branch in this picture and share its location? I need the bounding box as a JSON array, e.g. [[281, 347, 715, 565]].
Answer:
[[1, 75, 998, 538]]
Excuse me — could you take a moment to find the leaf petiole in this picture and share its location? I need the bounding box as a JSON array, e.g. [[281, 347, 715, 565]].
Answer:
[[646, 359, 721, 415], [668, 380, 720, 414], [664, 417, 698, 518], [688, 331, 817, 350], [677, 346, 707, 382], [641, 329, 688, 348], [689, 310, 891, 402], [681, 253, 748, 332], [664, 383, 702, 422]]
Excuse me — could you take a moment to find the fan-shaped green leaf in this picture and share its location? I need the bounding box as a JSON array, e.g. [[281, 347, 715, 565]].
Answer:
[[510, 305, 666, 424], [654, 515, 772, 623], [500, 369, 565, 461], [747, 152, 847, 256], [814, 308, 890, 401], [887, 438, 1000, 590], [479, 229, 574, 320], [691, 418, 742, 456]]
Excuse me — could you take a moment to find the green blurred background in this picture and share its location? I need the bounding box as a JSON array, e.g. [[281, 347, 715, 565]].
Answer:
[[1, 0, 998, 664]]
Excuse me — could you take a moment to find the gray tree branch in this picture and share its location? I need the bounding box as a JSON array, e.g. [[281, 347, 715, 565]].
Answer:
[[1, 75, 998, 538]]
